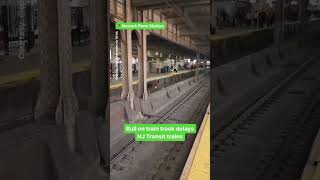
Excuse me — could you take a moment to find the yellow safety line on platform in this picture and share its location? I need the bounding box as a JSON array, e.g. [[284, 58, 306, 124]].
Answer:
[[180, 105, 210, 180], [0, 61, 91, 89]]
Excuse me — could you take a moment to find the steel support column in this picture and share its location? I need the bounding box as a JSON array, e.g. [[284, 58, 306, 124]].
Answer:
[[121, 0, 135, 108], [89, 0, 108, 118], [89, 0, 109, 168], [204, 58, 207, 69], [299, 0, 309, 32], [175, 56, 178, 66], [156, 57, 160, 73], [196, 49, 200, 81], [210, 0, 216, 34], [56, 0, 79, 152], [35, 0, 60, 120], [274, 0, 285, 45], [138, 11, 148, 100]]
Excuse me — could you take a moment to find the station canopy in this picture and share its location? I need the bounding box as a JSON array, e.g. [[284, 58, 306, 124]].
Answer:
[[131, 0, 210, 56]]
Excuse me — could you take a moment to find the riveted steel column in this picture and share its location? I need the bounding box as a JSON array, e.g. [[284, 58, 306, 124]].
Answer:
[[196, 49, 200, 81], [138, 11, 148, 100], [299, 0, 309, 33], [121, 0, 134, 108], [274, 0, 285, 45], [204, 58, 207, 69], [55, 0, 79, 152], [210, 0, 216, 34], [89, 0, 108, 118], [89, 0, 109, 167], [35, 0, 60, 120]]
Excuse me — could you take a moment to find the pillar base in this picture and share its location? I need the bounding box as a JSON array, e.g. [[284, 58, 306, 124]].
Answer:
[[132, 112, 144, 123], [121, 89, 135, 109], [56, 93, 79, 152], [142, 92, 148, 100], [34, 91, 58, 121]]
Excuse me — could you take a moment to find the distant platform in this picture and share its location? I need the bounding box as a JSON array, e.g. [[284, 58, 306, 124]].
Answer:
[[110, 69, 201, 90], [0, 59, 203, 90], [210, 27, 272, 41], [210, 20, 312, 41]]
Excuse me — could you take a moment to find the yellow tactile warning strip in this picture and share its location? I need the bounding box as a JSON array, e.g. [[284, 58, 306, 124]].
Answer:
[[300, 130, 320, 180], [180, 105, 210, 180], [0, 60, 91, 89]]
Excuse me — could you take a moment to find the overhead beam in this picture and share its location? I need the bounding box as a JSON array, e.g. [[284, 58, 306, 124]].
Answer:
[[167, 14, 210, 21], [180, 32, 210, 36], [134, 0, 209, 10], [194, 43, 210, 47]]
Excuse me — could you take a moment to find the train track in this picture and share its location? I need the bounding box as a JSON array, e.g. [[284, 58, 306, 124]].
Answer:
[[110, 75, 210, 180], [213, 55, 320, 180]]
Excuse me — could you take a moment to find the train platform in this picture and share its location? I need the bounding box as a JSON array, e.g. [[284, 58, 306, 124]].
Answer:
[[210, 20, 314, 41], [110, 69, 201, 90], [300, 129, 320, 180], [0, 45, 91, 89], [211, 26, 272, 41], [180, 105, 210, 180], [0, 56, 202, 90], [0, 60, 90, 89]]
